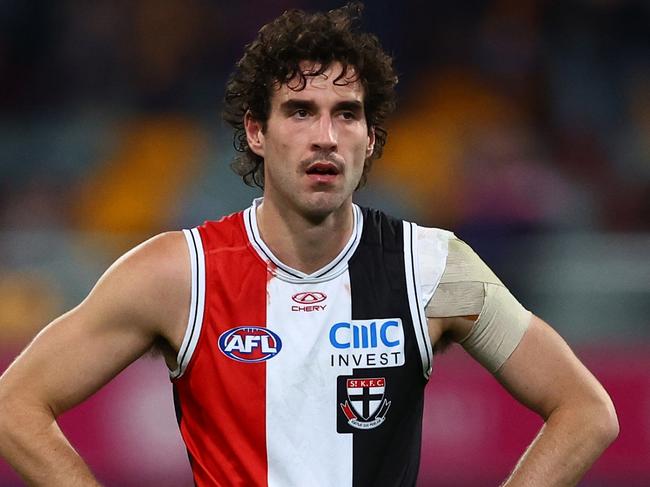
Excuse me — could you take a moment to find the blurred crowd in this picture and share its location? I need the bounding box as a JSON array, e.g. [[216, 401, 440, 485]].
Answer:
[[0, 0, 649, 343]]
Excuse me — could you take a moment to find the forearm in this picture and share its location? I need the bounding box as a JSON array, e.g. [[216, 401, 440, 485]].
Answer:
[[501, 401, 618, 487], [0, 401, 100, 487]]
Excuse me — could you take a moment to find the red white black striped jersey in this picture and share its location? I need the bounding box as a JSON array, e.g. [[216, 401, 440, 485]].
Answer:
[[171, 200, 451, 486]]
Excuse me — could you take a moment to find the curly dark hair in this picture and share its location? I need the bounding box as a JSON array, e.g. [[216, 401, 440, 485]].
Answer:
[[223, 2, 398, 189]]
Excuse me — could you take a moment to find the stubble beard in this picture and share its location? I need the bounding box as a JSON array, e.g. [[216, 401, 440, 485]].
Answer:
[[278, 173, 358, 225], [264, 151, 365, 224]]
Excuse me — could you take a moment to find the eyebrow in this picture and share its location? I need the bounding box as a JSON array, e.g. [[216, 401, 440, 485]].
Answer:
[[335, 100, 364, 114], [279, 99, 364, 115]]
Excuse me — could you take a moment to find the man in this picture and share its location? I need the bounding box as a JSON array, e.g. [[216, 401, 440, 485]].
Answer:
[[0, 4, 618, 486]]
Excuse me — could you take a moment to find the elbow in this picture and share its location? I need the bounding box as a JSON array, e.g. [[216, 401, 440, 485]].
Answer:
[[0, 389, 15, 449], [0, 386, 19, 437], [0, 385, 45, 448], [551, 388, 619, 451], [0, 382, 12, 425], [597, 394, 619, 447], [585, 390, 619, 449], [0, 394, 44, 462]]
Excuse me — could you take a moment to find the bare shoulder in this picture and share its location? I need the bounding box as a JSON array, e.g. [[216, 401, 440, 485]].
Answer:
[[88, 231, 191, 342], [106, 231, 188, 288]]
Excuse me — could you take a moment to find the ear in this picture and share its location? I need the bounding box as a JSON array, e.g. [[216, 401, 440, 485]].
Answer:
[[366, 126, 376, 158], [244, 111, 265, 157]]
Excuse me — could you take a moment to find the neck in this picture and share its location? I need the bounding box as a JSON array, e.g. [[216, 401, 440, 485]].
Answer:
[[256, 198, 354, 275]]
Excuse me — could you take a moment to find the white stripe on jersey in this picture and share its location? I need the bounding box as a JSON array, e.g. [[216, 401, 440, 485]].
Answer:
[[403, 222, 434, 379], [170, 228, 206, 379], [265, 273, 353, 487]]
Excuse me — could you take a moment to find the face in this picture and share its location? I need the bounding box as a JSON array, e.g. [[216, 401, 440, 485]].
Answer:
[[245, 61, 375, 220]]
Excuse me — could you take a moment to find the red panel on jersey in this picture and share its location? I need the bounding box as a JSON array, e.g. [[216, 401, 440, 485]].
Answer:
[[173, 212, 269, 487]]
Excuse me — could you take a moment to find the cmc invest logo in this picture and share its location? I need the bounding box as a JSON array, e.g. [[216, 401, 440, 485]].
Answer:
[[291, 292, 327, 312]]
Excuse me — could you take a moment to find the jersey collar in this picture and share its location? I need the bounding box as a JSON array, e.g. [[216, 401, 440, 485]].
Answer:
[[243, 198, 363, 283]]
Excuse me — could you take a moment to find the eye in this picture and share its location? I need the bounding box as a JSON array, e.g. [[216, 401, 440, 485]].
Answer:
[[293, 109, 309, 119], [340, 111, 357, 121]]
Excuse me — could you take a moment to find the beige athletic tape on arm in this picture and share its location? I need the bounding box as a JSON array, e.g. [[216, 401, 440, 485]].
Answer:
[[459, 283, 532, 373], [426, 238, 532, 373]]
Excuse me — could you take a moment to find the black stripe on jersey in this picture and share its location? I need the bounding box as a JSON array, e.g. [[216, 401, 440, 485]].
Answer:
[[407, 222, 432, 375], [178, 229, 201, 370], [346, 208, 426, 487], [173, 384, 183, 426], [313, 206, 360, 278]]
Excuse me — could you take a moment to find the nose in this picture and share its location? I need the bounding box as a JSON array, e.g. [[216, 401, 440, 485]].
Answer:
[[311, 114, 337, 152]]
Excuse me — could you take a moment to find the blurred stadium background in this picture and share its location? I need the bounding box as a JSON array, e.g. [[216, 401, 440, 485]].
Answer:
[[0, 1, 648, 485]]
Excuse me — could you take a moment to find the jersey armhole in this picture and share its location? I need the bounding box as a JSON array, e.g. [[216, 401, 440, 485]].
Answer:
[[407, 224, 454, 380], [404, 222, 436, 380], [169, 228, 206, 380]]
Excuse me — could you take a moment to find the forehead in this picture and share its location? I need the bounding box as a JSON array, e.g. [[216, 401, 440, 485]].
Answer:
[[271, 61, 365, 106]]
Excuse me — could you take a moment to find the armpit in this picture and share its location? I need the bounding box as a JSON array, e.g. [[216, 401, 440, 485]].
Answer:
[[426, 238, 531, 373]]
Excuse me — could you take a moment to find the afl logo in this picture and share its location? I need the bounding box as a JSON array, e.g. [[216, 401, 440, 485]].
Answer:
[[218, 326, 282, 363], [292, 291, 327, 304]]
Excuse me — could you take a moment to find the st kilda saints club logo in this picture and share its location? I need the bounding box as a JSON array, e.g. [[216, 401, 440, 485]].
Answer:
[[338, 377, 391, 430]]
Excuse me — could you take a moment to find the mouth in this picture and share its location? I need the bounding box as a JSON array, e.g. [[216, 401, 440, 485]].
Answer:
[[305, 161, 341, 177]]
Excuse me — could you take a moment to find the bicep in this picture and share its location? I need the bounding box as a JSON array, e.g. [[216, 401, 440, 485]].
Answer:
[[0, 232, 189, 416], [5, 301, 155, 415], [426, 236, 530, 371], [494, 315, 607, 419]]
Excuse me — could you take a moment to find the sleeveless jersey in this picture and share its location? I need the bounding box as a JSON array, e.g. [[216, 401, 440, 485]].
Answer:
[[171, 202, 449, 487]]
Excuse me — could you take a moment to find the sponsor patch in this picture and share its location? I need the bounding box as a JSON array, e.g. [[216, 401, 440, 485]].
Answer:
[[218, 326, 282, 363], [291, 291, 327, 312], [292, 291, 326, 304], [328, 319, 405, 369], [338, 376, 391, 431]]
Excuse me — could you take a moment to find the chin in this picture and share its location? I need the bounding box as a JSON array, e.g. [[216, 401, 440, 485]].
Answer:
[[300, 193, 349, 221]]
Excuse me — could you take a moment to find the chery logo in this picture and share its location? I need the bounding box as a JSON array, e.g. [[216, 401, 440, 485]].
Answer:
[[292, 292, 327, 304], [291, 292, 327, 312]]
